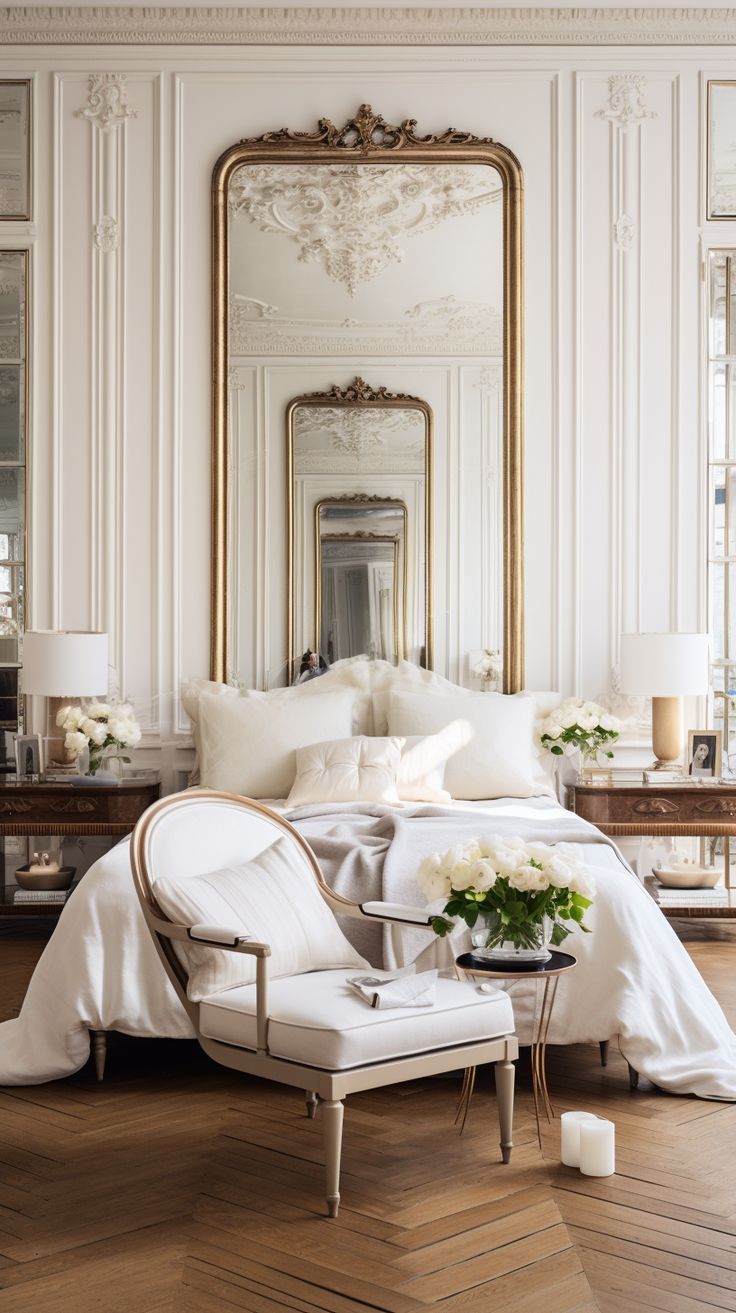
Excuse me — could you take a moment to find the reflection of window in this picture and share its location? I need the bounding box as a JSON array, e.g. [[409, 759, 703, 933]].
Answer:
[[708, 252, 736, 738]]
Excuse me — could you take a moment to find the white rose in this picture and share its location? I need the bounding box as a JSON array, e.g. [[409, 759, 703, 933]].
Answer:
[[116, 702, 134, 719], [467, 859, 498, 892], [86, 702, 111, 720], [509, 864, 548, 892], [422, 868, 452, 902], [418, 852, 442, 891], [558, 709, 579, 729], [450, 861, 477, 891], [56, 704, 72, 728], [81, 717, 107, 746], [123, 721, 141, 745], [61, 706, 84, 731], [600, 713, 620, 733], [545, 723, 564, 740], [65, 729, 88, 757]]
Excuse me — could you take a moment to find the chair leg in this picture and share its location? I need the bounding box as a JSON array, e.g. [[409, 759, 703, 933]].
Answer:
[[320, 1099, 344, 1217], [91, 1030, 107, 1082], [599, 1040, 609, 1067], [305, 1091, 318, 1119], [494, 1059, 515, 1164]]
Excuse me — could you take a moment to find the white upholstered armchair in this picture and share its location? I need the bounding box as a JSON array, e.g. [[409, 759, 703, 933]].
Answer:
[[130, 789, 518, 1217]]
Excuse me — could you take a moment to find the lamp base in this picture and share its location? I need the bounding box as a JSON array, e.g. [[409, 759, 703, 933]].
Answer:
[[651, 695, 684, 770]]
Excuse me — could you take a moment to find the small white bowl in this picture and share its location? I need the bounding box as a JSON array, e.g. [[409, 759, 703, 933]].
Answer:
[[653, 866, 721, 889]]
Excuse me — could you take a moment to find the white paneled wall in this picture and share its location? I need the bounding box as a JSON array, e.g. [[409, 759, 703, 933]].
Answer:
[[2, 40, 727, 782]]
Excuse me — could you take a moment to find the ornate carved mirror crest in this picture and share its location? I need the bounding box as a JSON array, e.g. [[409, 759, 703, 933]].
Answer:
[[212, 105, 523, 690]]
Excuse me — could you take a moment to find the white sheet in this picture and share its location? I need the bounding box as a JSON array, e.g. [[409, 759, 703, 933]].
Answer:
[[1, 797, 735, 1100]]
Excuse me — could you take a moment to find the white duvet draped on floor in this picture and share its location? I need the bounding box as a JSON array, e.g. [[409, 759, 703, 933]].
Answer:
[[0, 797, 735, 1099]]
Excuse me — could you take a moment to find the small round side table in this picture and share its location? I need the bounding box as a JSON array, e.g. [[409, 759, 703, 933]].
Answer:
[[454, 950, 578, 1147]]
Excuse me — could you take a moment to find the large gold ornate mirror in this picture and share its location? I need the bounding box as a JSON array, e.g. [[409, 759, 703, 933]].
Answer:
[[289, 379, 431, 676], [212, 105, 523, 691]]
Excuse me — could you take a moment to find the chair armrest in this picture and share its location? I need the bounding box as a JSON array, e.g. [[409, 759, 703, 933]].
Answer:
[[190, 923, 252, 946], [359, 900, 434, 927]]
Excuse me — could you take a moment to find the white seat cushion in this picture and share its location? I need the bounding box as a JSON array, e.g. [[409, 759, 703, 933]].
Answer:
[[199, 969, 514, 1071]]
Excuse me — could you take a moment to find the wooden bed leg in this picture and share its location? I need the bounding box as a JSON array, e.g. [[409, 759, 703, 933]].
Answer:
[[628, 1062, 639, 1091], [91, 1030, 107, 1082], [305, 1091, 318, 1119], [599, 1040, 609, 1067]]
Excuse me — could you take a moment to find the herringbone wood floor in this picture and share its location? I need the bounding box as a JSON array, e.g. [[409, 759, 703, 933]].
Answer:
[[0, 928, 734, 1313]]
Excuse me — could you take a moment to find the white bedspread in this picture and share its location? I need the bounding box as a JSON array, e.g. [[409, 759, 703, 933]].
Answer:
[[1, 797, 735, 1099]]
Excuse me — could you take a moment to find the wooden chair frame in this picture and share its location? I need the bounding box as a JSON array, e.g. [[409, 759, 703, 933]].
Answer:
[[130, 789, 518, 1217]]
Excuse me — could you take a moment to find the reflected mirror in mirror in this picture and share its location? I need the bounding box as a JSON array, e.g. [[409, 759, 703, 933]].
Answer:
[[317, 500, 407, 665], [709, 82, 736, 219], [289, 381, 430, 676], [0, 83, 30, 221]]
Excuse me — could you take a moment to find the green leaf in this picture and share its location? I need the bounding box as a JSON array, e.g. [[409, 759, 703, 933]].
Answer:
[[431, 916, 453, 937]]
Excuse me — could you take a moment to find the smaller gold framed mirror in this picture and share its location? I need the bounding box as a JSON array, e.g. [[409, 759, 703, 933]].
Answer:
[[288, 379, 432, 680]]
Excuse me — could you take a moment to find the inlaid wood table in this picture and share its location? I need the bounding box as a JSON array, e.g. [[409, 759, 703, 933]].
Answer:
[[569, 782, 736, 917], [454, 950, 578, 1147], [0, 776, 161, 1082]]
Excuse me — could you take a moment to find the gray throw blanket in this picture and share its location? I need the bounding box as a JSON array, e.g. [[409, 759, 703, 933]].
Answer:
[[286, 797, 635, 966]]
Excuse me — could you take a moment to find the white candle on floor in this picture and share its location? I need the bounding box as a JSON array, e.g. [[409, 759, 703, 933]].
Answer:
[[560, 1111, 599, 1167], [579, 1117, 615, 1177]]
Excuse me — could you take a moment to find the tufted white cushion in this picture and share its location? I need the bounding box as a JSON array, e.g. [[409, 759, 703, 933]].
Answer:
[[196, 688, 356, 798], [153, 836, 368, 1001], [199, 969, 515, 1070], [286, 736, 403, 807], [387, 689, 539, 800]]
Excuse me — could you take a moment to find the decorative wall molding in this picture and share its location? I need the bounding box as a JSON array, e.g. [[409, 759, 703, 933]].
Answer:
[[595, 74, 657, 132], [613, 211, 636, 251], [75, 73, 137, 132], [5, 7, 736, 46], [230, 295, 502, 357], [93, 215, 119, 252], [230, 162, 500, 296]]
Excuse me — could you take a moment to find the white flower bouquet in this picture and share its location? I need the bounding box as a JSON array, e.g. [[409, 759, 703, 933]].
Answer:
[[472, 648, 503, 688], [539, 697, 621, 768], [418, 835, 594, 955], [56, 701, 142, 775]]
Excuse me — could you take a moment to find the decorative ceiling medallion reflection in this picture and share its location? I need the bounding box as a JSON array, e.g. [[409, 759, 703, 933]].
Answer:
[[230, 161, 502, 294], [295, 403, 420, 457], [229, 294, 502, 356]]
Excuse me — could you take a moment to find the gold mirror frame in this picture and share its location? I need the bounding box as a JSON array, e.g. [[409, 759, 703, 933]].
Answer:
[[212, 104, 524, 692]]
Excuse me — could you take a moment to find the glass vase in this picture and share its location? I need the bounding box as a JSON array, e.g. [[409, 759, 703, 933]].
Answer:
[[470, 912, 553, 964], [577, 745, 603, 785]]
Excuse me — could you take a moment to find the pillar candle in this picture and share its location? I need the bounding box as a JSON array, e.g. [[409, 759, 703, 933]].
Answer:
[[579, 1117, 615, 1177], [560, 1111, 599, 1167]]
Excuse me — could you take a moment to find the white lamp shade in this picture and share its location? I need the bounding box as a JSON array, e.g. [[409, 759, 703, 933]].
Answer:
[[619, 633, 709, 697], [22, 630, 109, 697]]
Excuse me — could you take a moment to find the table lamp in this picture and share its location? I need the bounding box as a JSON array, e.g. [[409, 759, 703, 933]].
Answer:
[[619, 632, 709, 770], [22, 630, 109, 759]]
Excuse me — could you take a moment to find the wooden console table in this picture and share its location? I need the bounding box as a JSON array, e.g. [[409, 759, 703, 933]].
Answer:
[[0, 777, 161, 915], [569, 782, 736, 917]]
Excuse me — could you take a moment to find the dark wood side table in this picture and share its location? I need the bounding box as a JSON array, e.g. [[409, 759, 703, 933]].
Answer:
[[569, 782, 736, 918], [0, 777, 161, 1081]]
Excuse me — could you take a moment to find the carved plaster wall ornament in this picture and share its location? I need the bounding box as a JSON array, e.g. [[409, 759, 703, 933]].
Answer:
[[294, 403, 420, 456], [76, 73, 137, 131], [595, 74, 657, 131], [229, 160, 502, 294], [93, 215, 120, 253], [613, 212, 637, 251], [229, 294, 502, 356]]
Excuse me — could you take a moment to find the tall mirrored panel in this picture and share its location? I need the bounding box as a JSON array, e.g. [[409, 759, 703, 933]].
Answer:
[[213, 108, 524, 690]]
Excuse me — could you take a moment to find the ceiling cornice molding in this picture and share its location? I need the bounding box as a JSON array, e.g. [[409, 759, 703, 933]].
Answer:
[[3, 6, 736, 47]]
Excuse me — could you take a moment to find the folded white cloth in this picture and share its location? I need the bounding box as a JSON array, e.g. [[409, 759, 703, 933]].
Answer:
[[348, 969, 438, 1009]]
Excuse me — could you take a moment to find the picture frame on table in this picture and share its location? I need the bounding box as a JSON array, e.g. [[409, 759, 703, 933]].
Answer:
[[687, 730, 722, 780], [15, 732, 41, 778]]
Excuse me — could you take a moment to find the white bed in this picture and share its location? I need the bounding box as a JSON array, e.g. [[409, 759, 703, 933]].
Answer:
[[1, 792, 735, 1100]]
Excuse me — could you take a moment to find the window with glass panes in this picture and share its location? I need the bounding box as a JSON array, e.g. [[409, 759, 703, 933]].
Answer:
[[0, 252, 26, 732]]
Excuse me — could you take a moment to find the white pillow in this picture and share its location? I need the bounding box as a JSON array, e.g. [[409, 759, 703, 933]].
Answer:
[[397, 734, 452, 803], [153, 835, 368, 1001], [386, 689, 540, 800], [287, 736, 403, 807], [197, 688, 356, 798]]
